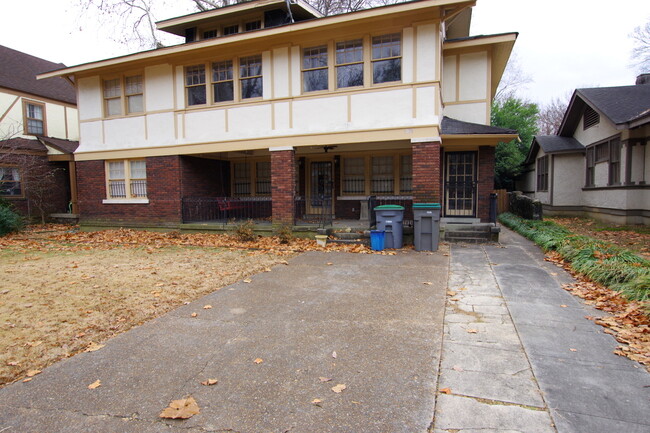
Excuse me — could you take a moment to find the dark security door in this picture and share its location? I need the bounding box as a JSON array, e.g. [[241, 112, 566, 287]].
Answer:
[[444, 152, 477, 217]]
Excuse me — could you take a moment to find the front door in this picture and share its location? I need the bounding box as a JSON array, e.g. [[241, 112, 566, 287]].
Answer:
[[444, 152, 477, 217], [307, 161, 334, 215]]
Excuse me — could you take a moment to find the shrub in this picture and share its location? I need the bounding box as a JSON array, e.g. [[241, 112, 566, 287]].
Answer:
[[232, 219, 256, 242], [508, 192, 542, 220], [0, 202, 23, 236], [275, 224, 293, 244], [499, 212, 649, 304]]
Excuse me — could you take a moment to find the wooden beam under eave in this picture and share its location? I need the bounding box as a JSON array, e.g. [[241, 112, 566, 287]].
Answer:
[[47, 154, 74, 162], [69, 161, 79, 214]]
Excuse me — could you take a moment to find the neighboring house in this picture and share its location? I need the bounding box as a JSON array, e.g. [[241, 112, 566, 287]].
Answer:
[[0, 45, 79, 220], [520, 75, 650, 225], [39, 0, 517, 229]]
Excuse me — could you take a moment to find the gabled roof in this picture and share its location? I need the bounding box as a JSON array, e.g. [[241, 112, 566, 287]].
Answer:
[[0, 45, 76, 105], [559, 85, 650, 135], [38, 137, 79, 154], [524, 135, 584, 165], [0, 137, 47, 153], [441, 116, 517, 135]]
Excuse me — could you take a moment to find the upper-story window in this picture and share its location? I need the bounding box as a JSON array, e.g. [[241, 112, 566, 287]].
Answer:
[[336, 39, 363, 89], [302, 46, 328, 92], [103, 75, 144, 116], [372, 33, 401, 84], [223, 24, 239, 35], [203, 29, 217, 39], [212, 61, 234, 103], [23, 101, 46, 135], [245, 20, 261, 31], [240, 55, 263, 99], [185, 65, 207, 106]]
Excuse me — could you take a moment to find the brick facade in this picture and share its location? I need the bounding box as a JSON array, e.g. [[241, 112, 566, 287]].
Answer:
[[271, 149, 295, 225], [77, 156, 182, 226], [180, 156, 229, 197], [477, 146, 495, 222], [411, 140, 441, 203], [1, 152, 70, 219]]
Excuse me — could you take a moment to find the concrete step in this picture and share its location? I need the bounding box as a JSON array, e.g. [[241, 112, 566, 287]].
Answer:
[[442, 223, 500, 243]]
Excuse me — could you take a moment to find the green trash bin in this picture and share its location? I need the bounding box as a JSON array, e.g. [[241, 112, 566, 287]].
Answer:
[[374, 205, 405, 249], [413, 203, 441, 251]]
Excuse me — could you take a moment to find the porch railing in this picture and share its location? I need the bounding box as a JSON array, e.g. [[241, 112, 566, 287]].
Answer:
[[182, 196, 272, 223]]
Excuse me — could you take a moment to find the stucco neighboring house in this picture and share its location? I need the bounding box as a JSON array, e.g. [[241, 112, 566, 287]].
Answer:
[[520, 75, 650, 225], [0, 45, 80, 221], [38, 0, 517, 229]]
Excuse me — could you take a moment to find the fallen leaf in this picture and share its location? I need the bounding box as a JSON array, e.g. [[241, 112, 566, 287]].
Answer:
[[331, 384, 346, 393], [326, 262, 333, 266], [440, 387, 452, 394], [332, 351, 337, 359], [201, 378, 218, 386], [243, 278, 252, 283], [254, 358, 264, 364], [467, 329, 478, 334], [6, 361, 19, 366], [88, 380, 101, 389], [203, 305, 212, 309], [263, 267, 272, 272], [423, 282, 433, 285], [155, 283, 164, 287], [452, 365, 464, 372], [458, 287, 467, 291], [570, 348, 577, 352], [23, 378, 32, 383], [279, 260, 289, 265], [85, 342, 105, 352], [446, 291, 457, 296], [191, 312, 198, 317], [311, 398, 322, 405], [560, 304, 568, 308], [26, 370, 41, 377], [319, 377, 332, 382], [159, 396, 200, 419]]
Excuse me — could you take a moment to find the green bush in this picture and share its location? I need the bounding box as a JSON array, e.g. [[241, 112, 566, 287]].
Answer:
[[0, 201, 23, 236], [499, 212, 649, 304]]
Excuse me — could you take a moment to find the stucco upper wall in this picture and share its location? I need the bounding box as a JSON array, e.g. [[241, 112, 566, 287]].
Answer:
[[573, 113, 619, 145], [75, 17, 447, 155], [553, 153, 584, 206], [0, 89, 79, 141], [441, 50, 490, 124]]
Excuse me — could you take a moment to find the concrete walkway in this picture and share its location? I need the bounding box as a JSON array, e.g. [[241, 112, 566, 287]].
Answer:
[[1, 229, 649, 432]]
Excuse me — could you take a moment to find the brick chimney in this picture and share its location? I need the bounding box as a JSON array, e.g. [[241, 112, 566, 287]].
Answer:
[[636, 73, 650, 85]]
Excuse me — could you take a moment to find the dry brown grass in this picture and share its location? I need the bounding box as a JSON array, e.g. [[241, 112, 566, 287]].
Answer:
[[0, 227, 297, 387]]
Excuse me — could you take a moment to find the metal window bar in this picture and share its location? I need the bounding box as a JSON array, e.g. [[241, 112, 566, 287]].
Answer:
[[109, 180, 126, 198], [130, 180, 147, 198]]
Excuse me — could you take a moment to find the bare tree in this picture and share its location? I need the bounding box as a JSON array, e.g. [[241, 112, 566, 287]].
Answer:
[[630, 19, 650, 73], [494, 52, 533, 103], [537, 95, 570, 135]]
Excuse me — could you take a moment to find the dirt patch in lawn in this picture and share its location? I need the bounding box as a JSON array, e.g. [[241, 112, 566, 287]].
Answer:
[[0, 228, 308, 387], [547, 217, 650, 260]]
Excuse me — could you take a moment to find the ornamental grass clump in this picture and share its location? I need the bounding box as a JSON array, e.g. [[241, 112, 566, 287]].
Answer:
[[499, 212, 649, 304]]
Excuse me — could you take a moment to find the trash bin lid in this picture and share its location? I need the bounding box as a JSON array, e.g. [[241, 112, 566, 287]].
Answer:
[[374, 205, 405, 210], [413, 203, 441, 209]]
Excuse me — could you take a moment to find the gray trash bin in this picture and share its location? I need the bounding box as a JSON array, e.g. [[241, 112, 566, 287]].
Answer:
[[413, 203, 441, 251], [374, 205, 405, 249]]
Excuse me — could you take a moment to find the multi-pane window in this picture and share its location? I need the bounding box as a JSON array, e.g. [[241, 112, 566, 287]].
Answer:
[[233, 162, 251, 196], [185, 65, 207, 106], [240, 55, 263, 99], [212, 60, 234, 103], [609, 138, 621, 185], [371, 156, 394, 193], [24, 101, 45, 135], [103, 79, 122, 116], [400, 155, 412, 193], [595, 142, 609, 162], [245, 20, 261, 31], [303, 46, 328, 92], [0, 166, 22, 197], [125, 75, 144, 114], [256, 162, 271, 195], [106, 160, 147, 199], [342, 157, 365, 194], [372, 33, 401, 84], [336, 39, 363, 88], [203, 29, 217, 39], [536, 155, 549, 192], [223, 24, 239, 35]]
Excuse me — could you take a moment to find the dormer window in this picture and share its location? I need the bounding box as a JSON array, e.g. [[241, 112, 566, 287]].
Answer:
[[583, 106, 600, 129], [223, 24, 239, 35]]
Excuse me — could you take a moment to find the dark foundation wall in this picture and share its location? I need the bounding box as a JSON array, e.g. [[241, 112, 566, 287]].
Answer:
[[180, 156, 230, 197], [77, 156, 183, 226]]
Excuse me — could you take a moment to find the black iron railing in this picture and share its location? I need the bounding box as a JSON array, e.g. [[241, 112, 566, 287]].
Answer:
[[368, 195, 413, 228], [182, 197, 271, 223]]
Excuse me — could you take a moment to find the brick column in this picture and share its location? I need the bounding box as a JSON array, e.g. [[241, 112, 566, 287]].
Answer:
[[411, 139, 442, 203], [271, 147, 296, 226], [477, 146, 495, 222]]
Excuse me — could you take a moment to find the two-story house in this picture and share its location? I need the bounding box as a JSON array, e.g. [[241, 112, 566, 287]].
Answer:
[[0, 45, 79, 220], [38, 0, 517, 229], [520, 76, 650, 225]]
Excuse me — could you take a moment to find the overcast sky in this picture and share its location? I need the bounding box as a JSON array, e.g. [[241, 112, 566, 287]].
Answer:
[[1, 0, 648, 106]]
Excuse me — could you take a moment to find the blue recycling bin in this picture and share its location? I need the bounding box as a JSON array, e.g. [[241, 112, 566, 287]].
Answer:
[[370, 230, 385, 251], [374, 205, 405, 249]]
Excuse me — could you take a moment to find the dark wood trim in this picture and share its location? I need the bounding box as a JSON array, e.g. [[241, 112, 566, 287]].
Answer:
[[582, 185, 649, 191], [48, 154, 74, 162]]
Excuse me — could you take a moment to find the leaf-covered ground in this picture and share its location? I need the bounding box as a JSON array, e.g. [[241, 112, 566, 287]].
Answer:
[[547, 217, 650, 260], [0, 225, 377, 387]]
